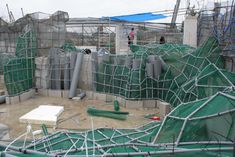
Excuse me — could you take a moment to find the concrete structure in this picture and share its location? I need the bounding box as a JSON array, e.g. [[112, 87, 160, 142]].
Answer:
[[183, 15, 198, 48], [6, 89, 35, 104]]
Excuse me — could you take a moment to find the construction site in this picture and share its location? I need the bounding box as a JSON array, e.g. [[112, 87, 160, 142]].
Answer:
[[0, 0, 235, 156]]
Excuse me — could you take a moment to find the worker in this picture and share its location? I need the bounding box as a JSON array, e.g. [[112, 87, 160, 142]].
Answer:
[[159, 36, 166, 44], [128, 28, 135, 47]]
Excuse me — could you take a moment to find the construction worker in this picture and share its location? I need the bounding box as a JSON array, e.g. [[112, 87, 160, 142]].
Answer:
[[128, 28, 135, 47]]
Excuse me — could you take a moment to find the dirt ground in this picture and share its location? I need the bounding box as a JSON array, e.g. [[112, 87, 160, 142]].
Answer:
[[0, 93, 160, 139]]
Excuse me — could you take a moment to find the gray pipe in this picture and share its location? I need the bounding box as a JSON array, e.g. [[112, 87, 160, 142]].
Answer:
[[146, 63, 154, 78], [91, 52, 98, 90], [54, 51, 61, 90], [0, 95, 6, 104], [68, 53, 84, 98], [64, 55, 70, 90], [70, 52, 77, 86], [153, 56, 162, 79], [132, 59, 141, 70], [124, 56, 132, 68]]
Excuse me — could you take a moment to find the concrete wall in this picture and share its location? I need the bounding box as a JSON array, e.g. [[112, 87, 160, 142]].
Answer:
[[183, 15, 198, 48]]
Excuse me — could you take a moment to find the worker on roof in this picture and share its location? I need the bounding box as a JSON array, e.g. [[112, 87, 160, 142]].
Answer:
[[128, 28, 135, 47]]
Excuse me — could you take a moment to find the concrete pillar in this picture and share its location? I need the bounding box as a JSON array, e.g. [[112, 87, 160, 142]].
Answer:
[[183, 15, 198, 48], [115, 25, 129, 54]]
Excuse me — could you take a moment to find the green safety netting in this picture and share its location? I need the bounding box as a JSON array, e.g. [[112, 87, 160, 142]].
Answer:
[[4, 26, 37, 96], [61, 42, 79, 52], [94, 37, 233, 107], [0, 53, 13, 75], [0, 92, 234, 156], [154, 92, 235, 144]]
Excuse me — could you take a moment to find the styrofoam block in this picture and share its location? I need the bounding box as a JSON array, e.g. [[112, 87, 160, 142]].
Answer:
[[125, 100, 143, 109], [48, 89, 62, 97], [143, 100, 156, 108], [19, 105, 64, 126]]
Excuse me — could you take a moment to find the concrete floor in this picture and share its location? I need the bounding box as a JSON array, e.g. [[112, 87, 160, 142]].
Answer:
[[0, 93, 160, 139]]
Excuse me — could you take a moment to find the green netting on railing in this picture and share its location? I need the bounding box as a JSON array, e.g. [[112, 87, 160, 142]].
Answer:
[[93, 37, 233, 107], [4, 26, 37, 96]]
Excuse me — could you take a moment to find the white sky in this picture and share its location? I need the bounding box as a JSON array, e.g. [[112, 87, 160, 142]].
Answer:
[[0, 0, 231, 23]]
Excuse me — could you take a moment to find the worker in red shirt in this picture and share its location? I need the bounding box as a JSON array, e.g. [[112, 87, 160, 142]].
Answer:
[[128, 28, 135, 47]]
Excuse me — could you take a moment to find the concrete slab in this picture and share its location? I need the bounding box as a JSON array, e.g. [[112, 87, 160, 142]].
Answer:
[[19, 105, 64, 126], [125, 100, 143, 109], [143, 100, 156, 108]]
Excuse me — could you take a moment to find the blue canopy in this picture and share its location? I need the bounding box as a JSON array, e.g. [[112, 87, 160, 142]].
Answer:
[[108, 12, 167, 22]]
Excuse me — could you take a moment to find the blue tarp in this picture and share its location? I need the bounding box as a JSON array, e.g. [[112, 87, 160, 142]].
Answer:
[[107, 12, 167, 22]]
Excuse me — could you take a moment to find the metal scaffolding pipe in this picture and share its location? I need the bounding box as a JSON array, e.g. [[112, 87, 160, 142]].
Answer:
[[68, 53, 84, 98]]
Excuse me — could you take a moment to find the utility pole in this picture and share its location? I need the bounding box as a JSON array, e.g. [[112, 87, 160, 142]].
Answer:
[[171, 0, 181, 28]]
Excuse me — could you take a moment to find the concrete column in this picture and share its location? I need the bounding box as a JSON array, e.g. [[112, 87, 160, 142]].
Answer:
[[183, 15, 198, 48], [115, 25, 129, 54]]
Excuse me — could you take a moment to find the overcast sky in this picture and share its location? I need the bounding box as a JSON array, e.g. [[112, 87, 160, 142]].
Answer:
[[0, 0, 230, 23]]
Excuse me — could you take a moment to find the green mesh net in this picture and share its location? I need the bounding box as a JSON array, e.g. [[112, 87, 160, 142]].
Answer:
[[4, 26, 37, 96], [93, 37, 232, 107]]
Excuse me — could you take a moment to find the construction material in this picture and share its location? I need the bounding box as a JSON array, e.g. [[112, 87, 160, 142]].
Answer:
[[69, 53, 84, 98], [19, 105, 64, 125], [93, 37, 233, 107], [87, 107, 129, 120], [114, 100, 120, 111], [0, 95, 6, 104]]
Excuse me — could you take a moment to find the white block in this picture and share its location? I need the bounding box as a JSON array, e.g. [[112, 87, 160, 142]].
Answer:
[[19, 105, 64, 126]]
